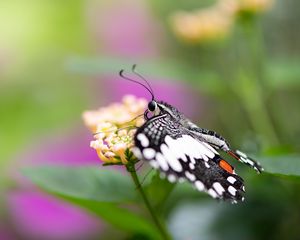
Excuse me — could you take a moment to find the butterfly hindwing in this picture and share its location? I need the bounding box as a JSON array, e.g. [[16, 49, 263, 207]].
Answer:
[[233, 150, 263, 173], [186, 123, 263, 173], [133, 114, 245, 202]]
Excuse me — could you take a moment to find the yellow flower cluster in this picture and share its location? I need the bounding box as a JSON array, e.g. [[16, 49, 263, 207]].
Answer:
[[170, 0, 274, 44], [171, 4, 234, 43], [239, 0, 274, 13], [83, 95, 147, 164]]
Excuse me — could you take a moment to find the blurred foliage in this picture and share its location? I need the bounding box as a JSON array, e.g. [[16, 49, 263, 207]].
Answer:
[[0, 0, 90, 166], [1, 0, 300, 239], [0, 1, 91, 236]]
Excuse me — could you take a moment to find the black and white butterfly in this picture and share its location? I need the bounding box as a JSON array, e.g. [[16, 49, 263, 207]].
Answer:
[[120, 65, 263, 203]]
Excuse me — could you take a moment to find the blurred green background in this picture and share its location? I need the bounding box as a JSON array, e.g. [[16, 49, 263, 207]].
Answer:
[[1, 0, 300, 239]]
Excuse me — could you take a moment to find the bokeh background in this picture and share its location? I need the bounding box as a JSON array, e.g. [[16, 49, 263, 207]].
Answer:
[[1, 0, 300, 239]]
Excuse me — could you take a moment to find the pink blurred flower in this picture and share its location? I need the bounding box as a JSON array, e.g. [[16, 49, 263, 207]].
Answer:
[[8, 191, 100, 240], [0, 227, 14, 240], [88, 0, 162, 57], [7, 129, 102, 240]]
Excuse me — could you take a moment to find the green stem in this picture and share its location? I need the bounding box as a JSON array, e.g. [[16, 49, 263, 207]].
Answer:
[[234, 73, 280, 147], [126, 164, 171, 240]]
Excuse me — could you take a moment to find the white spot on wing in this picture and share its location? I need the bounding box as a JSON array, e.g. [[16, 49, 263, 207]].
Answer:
[[137, 133, 149, 147], [143, 148, 155, 159], [167, 174, 176, 183], [236, 150, 247, 158], [228, 186, 237, 196], [195, 181, 205, 191], [182, 135, 216, 160], [213, 182, 225, 195], [240, 156, 255, 166], [202, 155, 209, 161], [227, 176, 237, 184], [189, 162, 195, 170], [164, 135, 187, 162], [156, 152, 169, 171], [181, 135, 200, 159], [132, 147, 142, 159], [160, 144, 183, 172], [208, 189, 218, 198], [185, 171, 196, 181]]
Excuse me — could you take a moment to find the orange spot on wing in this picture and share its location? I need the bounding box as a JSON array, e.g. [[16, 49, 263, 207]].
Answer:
[[219, 159, 233, 174]]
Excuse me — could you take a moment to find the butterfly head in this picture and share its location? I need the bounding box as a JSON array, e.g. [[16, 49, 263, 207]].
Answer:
[[147, 100, 160, 115], [119, 65, 181, 119], [146, 100, 182, 121], [147, 100, 157, 111]]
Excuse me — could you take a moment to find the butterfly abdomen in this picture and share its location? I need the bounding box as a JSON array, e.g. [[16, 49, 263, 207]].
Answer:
[[188, 127, 231, 151]]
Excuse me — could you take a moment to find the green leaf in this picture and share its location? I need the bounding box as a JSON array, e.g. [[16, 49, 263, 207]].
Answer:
[[144, 172, 175, 210], [23, 166, 136, 202], [23, 166, 161, 239], [258, 155, 300, 179], [59, 196, 161, 239]]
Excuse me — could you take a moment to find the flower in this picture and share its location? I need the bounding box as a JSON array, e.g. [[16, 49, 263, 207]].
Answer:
[[170, 2, 235, 44], [170, 0, 274, 44], [238, 0, 274, 13], [83, 95, 147, 164]]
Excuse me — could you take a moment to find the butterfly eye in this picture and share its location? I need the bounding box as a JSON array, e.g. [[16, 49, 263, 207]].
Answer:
[[148, 101, 157, 112]]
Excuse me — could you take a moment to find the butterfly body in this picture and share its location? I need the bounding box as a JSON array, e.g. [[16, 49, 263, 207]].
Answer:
[[133, 100, 263, 203]]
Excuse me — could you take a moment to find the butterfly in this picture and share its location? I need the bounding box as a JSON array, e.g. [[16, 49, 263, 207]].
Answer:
[[120, 65, 263, 203]]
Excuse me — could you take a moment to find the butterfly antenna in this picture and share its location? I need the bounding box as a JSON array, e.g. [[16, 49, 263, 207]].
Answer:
[[119, 69, 154, 100], [92, 113, 144, 136], [128, 113, 144, 122], [132, 64, 155, 100]]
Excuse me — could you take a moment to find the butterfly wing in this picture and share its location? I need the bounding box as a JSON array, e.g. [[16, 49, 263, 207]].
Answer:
[[133, 114, 245, 202], [229, 150, 263, 173], [186, 125, 263, 173]]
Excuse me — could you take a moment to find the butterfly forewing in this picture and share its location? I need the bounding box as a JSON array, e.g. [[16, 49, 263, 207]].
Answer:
[[133, 114, 245, 202]]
